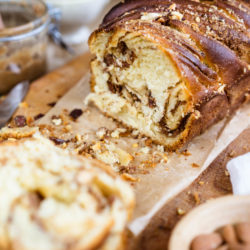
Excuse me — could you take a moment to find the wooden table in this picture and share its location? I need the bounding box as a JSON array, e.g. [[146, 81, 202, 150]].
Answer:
[[15, 54, 250, 250]]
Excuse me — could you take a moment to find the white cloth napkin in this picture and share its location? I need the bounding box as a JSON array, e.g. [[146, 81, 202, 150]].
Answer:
[[227, 152, 250, 195]]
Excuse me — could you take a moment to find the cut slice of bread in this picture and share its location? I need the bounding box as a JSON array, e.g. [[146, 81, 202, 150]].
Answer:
[[0, 128, 134, 250]]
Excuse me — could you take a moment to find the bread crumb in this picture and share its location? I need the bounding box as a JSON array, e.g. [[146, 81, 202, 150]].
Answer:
[[92, 142, 101, 151], [121, 173, 140, 182], [139, 147, 150, 154], [195, 16, 200, 23], [75, 134, 81, 142], [171, 11, 183, 20], [19, 102, 29, 108], [65, 125, 72, 132]]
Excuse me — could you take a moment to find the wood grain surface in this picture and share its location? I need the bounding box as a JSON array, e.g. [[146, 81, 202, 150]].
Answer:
[[14, 52, 90, 120], [128, 128, 250, 250], [14, 54, 250, 250]]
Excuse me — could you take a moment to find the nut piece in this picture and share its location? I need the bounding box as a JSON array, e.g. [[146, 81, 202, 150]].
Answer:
[[191, 233, 223, 250], [221, 225, 238, 244], [228, 243, 250, 250], [217, 245, 229, 250], [235, 223, 250, 244]]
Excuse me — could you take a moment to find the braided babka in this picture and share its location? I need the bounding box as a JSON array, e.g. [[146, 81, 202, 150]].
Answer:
[[87, 0, 250, 150]]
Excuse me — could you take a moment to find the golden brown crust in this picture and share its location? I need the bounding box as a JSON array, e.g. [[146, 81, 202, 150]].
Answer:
[[88, 0, 250, 150]]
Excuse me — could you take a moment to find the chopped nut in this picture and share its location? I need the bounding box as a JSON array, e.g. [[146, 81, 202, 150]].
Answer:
[[221, 224, 238, 244], [235, 223, 250, 244], [229, 151, 236, 157], [191, 233, 223, 250], [193, 192, 200, 205], [177, 208, 186, 215]]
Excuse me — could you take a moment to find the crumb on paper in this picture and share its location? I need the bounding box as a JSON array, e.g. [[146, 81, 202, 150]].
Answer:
[[156, 145, 164, 153], [0, 127, 38, 140], [121, 173, 140, 182], [132, 130, 139, 137], [52, 117, 62, 126], [111, 128, 127, 139], [192, 163, 200, 168], [18, 102, 29, 108], [64, 125, 72, 132], [182, 150, 192, 156], [75, 134, 81, 142], [139, 147, 150, 154], [96, 127, 108, 139]]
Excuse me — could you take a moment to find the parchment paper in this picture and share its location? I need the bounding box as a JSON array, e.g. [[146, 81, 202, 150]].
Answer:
[[39, 72, 250, 236]]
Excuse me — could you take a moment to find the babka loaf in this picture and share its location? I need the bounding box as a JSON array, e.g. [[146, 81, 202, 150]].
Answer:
[[0, 128, 134, 250], [87, 0, 250, 150]]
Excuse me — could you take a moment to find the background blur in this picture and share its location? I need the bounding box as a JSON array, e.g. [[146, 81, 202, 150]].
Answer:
[[45, 0, 120, 70]]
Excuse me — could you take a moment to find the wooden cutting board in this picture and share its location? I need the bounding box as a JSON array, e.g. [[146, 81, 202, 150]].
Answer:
[[15, 53, 250, 250]]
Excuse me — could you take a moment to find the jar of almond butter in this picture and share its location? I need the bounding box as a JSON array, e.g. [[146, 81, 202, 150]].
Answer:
[[0, 0, 49, 94]]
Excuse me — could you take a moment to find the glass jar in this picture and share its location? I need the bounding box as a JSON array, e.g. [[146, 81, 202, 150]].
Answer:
[[0, 0, 50, 94]]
